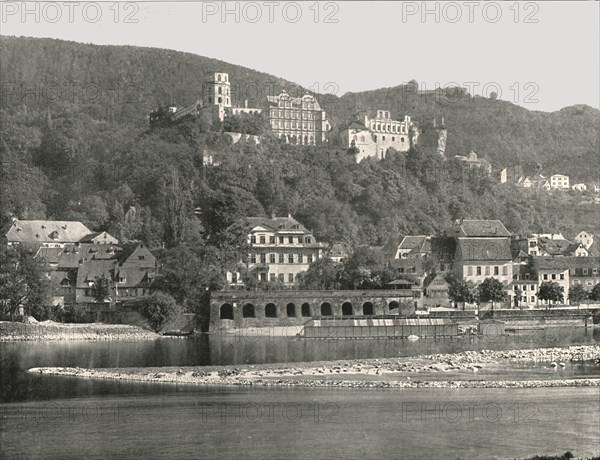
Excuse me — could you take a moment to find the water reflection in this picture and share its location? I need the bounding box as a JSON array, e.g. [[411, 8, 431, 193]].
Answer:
[[0, 327, 597, 403]]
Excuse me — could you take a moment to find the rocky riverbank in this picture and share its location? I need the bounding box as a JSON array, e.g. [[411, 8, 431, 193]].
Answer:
[[29, 344, 600, 389], [0, 321, 159, 341]]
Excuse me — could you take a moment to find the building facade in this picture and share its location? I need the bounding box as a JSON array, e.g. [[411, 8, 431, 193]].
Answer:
[[227, 215, 326, 287], [340, 110, 417, 162], [550, 174, 570, 189], [266, 90, 331, 145]]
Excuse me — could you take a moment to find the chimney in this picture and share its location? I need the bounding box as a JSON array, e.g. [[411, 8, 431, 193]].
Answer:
[[244, 99, 248, 108]]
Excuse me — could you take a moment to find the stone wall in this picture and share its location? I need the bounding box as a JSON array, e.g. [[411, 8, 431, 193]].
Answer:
[[209, 290, 416, 331]]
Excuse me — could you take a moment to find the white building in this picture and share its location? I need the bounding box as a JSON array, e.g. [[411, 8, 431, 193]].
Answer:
[[550, 174, 570, 189]]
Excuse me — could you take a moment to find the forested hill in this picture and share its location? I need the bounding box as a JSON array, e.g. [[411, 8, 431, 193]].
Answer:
[[0, 36, 309, 127], [324, 87, 600, 182], [2, 36, 599, 181]]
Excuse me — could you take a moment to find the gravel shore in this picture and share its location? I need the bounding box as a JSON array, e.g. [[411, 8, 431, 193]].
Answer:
[[28, 344, 600, 389], [0, 321, 159, 341]]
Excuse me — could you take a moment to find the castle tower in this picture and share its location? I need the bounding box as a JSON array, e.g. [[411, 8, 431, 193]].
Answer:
[[202, 72, 231, 122]]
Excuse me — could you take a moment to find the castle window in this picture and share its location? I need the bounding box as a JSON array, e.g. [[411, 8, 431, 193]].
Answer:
[[218, 87, 222, 94], [401, 137, 405, 142], [270, 254, 275, 264], [218, 97, 222, 103], [218, 75, 221, 81]]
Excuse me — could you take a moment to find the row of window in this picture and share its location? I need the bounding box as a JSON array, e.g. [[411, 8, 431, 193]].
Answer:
[[570, 268, 598, 275], [82, 288, 147, 297], [466, 265, 508, 276], [251, 235, 313, 245], [271, 109, 315, 119], [572, 280, 596, 286], [273, 120, 314, 130], [542, 273, 565, 281], [249, 253, 314, 264], [370, 122, 407, 134]]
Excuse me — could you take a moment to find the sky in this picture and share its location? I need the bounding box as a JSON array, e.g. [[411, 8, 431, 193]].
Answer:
[[2, 1, 599, 112]]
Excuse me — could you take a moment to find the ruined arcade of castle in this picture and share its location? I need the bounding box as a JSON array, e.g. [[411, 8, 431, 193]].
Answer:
[[340, 110, 419, 162]]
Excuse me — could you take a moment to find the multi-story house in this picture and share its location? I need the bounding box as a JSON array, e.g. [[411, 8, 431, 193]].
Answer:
[[567, 256, 600, 293], [574, 231, 594, 250], [266, 90, 331, 145], [550, 174, 570, 189], [532, 258, 569, 306], [423, 273, 451, 308], [511, 263, 539, 308], [452, 220, 513, 305], [76, 243, 158, 307], [228, 215, 326, 286], [340, 110, 417, 162]]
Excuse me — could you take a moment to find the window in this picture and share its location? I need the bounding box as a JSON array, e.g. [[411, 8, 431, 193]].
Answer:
[[476, 266, 482, 276], [270, 273, 276, 282], [494, 266, 499, 276], [251, 235, 256, 244], [139, 255, 145, 260], [288, 236, 294, 244], [485, 266, 490, 276], [265, 303, 277, 318], [260, 254, 266, 264], [583, 269, 588, 275], [269, 236, 275, 244], [270, 254, 276, 264], [531, 296, 535, 303], [288, 273, 294, 283], [231, 273, 238, 283], [279, 253, 284, 263], [259, 235, 265, 244], [467, 266, 473, 276], [559, 274, 564, 280], [288, 254, 294, 263], [279, 236, 284, 244], [250, 254, 256, 264], [278, 273, 284, 282], [502, 266, 508, 275], [307, 254, 313, 264], [551, 274, 556, 280], [543, 274, 548, 280]]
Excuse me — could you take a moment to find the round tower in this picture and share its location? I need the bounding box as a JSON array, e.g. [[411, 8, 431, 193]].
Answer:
[[202, 71, 231, 108]]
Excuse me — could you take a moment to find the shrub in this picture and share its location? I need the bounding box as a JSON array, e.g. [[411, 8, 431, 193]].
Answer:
[[141, 292, 181, 332], [61, 304, 91, 323], [29, 303, 63, 322]]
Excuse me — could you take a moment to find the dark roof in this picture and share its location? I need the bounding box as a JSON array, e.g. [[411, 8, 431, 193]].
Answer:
[[533, 256, 600, 270], [538, 237, 573, 256], [457, 238, 512, 262], [76, 259, 118, 287], [455, 220, 510, 238]]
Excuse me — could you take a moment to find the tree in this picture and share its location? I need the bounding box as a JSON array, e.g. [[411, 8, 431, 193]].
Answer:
[[477, 277, 508, 312], [142, 291, 181, 332], [0, 246, 53, 318], [92, 275, 113, 303], [568, 284, 588, 305], [513, 287, 523, 309], [446, 275, 476, 310], [589, 283, 600, 301], [538, 281, 564, 307], [299, 257, 340, 290]]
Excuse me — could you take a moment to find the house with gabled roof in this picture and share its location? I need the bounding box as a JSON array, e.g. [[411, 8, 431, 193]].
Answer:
[[3, 219, 93, 249], [227, 214, 326, 286]]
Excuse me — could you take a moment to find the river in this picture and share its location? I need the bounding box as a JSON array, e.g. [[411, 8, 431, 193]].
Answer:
[[1, 328, 599, 459]]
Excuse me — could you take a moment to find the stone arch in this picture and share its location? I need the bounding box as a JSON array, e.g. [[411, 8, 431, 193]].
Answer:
[[242, 303, 255, 318], [342, 302, 353, 316], [220, 303, 234, 320], [301, 302, 311, 317], [320, 302, 332, 316], [362, 302, 374, 315], [286, 303, 296, 317], [389, 301, 400, 311], [265, 303, 277, 318]]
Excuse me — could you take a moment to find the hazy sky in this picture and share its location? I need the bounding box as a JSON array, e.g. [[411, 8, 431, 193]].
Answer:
[[2, 1, 599, 112]]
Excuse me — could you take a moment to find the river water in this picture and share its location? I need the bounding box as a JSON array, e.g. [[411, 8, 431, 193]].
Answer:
[[1, 328, 599, 459]]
